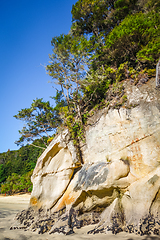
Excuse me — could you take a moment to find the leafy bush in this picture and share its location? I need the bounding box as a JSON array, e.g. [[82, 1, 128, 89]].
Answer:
[[104, 11, 160, 68]]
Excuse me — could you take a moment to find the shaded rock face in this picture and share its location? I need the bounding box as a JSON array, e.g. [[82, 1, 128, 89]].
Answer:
[[12, 79, 160, 236]]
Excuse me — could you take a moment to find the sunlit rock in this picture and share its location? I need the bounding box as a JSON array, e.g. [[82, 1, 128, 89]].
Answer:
[[30, 129, 81, 209]]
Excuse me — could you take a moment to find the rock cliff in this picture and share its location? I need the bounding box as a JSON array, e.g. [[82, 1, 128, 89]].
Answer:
[[11, 78, 160, 236]]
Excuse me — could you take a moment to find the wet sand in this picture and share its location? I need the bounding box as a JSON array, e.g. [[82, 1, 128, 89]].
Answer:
[[0, 194, 160, 240]]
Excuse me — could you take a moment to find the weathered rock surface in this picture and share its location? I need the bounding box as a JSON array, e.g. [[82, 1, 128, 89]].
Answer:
[[83, 82, 160, 178], [52, 160, 129, 213], [30, 129, 81, 210], [12, 78, 160, 236]]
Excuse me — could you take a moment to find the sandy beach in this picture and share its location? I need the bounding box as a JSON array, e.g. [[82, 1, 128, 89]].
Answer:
[[0, 194, 160, 240]]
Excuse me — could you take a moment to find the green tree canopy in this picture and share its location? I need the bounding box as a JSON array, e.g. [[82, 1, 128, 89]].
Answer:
[[71, 0, 116, 36], [14, 98, 58, 148], [0, 140, 44, 188]]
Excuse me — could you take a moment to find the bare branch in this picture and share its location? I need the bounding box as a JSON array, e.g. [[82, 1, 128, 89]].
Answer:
[[29, 143, 46, 150], [39, 123, 50, 138]]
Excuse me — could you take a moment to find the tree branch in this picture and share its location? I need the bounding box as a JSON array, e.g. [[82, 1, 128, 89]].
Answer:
[[29, 143, 46, 150]]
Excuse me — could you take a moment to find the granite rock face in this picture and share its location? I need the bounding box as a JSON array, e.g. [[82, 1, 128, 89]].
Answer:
[[12, 78, 160, 236]]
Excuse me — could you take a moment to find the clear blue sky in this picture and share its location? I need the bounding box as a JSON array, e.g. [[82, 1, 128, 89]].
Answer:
[[0, 0, 77, 153]]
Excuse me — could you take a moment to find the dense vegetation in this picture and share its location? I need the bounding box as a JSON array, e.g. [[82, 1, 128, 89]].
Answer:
[[1, 0, 159, 194], [0, 139, 45, 194], [46, 0, 159, 156]]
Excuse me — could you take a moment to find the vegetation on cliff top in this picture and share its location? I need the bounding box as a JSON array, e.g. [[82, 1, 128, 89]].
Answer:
[[46, 0, 159, 154], [1, 0, 159, 194]]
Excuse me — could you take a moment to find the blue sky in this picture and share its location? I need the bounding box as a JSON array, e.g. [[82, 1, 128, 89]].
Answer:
[[0, 0, 77, 153]]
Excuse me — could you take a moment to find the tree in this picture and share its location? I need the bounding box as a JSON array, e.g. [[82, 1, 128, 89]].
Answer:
[[71, 0, 114, 37], [14, 98, 58, 149], [46, 33, 93, 161], [46, 33, 91, 124]]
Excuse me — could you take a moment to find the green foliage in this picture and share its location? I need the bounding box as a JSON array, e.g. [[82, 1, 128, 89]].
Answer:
[[0, 164, 5, 183], [115, 62, 128, 82], [71, 0, 115, 36], [145, 0, 160, 12], [59, 105, 86, 160], [47, 137, 54, 144], [122, 94, 127, 103], [137, 37, 160, 63], [51, 91, 67, 119], [14, 98, 57, 148], [71, 0, 160, 77], [0, 140, 44, 188], [82, 66, 115, 106], [83, 62, 129, 106], [1, 170, 33, 195], [104, 11, 160, 68], [71, 0, 147, 70], [146, 68, 156, 77], [71, 0, 139, 37]]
